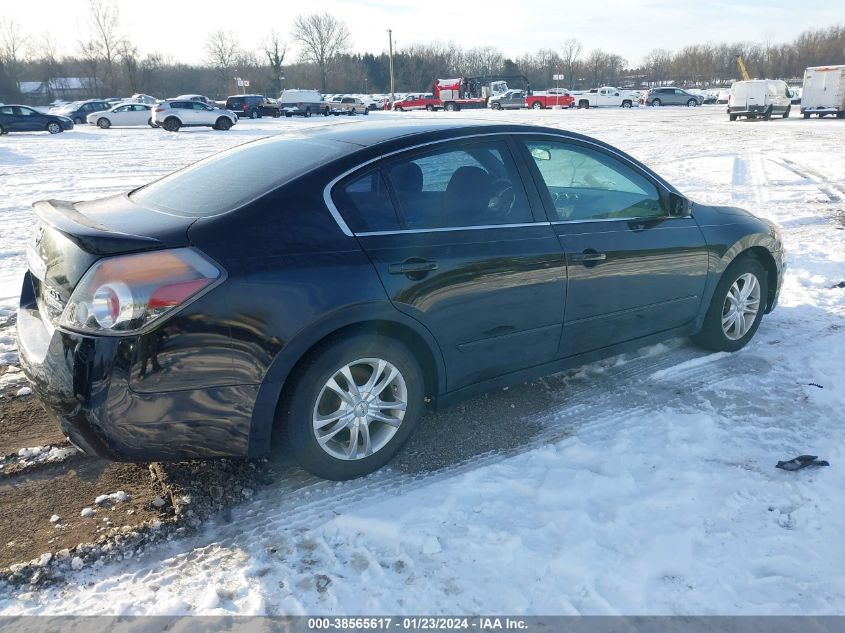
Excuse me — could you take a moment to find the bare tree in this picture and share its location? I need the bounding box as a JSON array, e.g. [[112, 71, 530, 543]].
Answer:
[[291, 12, 351, 92], [0, 17, 28, 97], [205, 30, 240, 94], [79, 0, 125, 95], [560, 38, 582, 89], [263, 30, 287, 95]]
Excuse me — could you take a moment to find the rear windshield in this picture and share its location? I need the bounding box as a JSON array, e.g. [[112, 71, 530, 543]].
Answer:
[[130, 136, 348, 217]]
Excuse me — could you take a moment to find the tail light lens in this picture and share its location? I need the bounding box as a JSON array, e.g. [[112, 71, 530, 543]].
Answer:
[[60, 248, 222, 335], [155, 107, 165, 112]]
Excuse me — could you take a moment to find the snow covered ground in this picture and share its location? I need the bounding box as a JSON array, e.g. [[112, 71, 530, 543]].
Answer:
[[1, 107, 844, 615]]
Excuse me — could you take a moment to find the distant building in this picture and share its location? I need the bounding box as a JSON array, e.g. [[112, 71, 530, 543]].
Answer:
[[17, 77, 97, 102]]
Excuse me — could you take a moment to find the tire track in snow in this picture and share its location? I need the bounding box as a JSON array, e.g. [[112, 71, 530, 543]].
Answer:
[[32, 317, 830, 613]]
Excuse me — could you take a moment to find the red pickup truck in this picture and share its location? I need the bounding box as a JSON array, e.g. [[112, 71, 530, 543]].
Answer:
[[526, 89, 575, 109], [393, 93, 441, 111]]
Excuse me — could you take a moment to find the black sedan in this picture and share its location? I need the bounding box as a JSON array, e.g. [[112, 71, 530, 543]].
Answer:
[[0, 105, 73, 134], [17, 121, 784, 480]]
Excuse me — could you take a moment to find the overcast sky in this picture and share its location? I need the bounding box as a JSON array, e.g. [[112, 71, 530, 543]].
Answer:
[[6, 0, 843, 67]]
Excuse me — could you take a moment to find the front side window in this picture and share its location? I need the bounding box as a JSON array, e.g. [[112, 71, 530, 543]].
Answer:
[[384, 140, 532, 230], [524, 140, 663, 222]]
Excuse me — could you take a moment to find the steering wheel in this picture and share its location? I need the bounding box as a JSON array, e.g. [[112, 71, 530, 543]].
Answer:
[[488, 179, 516, 217]]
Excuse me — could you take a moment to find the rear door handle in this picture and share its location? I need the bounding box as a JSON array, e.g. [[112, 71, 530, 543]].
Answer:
[[569, 251, 606, 264], [388, 260, 438, 274]]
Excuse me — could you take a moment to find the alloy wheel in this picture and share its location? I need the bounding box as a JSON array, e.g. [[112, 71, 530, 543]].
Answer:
[[312, 358, 408, 461], [721, 273, 761, 340]]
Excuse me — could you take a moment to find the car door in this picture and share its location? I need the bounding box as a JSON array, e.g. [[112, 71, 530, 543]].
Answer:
[[331, 137, 569, 391], [132, 104, 152, 125], [14, 106, 45, 131], [517, 137, 709, 358], [0, 105, 14, 131]]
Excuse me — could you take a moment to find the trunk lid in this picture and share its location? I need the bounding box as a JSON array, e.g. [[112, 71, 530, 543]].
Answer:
[[27, 195, 195, 325]]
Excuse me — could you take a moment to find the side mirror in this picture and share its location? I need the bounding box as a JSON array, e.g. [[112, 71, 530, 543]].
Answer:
[[668, 192, 692, 217], [530, 147, 551, 161]]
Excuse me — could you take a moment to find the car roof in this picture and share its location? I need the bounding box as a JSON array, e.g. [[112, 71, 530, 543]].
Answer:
[[287, 119, 593, 149]]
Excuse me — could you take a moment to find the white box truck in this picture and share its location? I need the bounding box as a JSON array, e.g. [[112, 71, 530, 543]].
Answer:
[[800, 65, 845, 119]]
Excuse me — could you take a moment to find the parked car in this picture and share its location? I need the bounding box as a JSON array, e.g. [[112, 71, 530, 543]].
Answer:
[[225, 94, 281, 119], [151, 100, 238, 131], [279, 89, 329, 117], [18, 120, 784, 481], [0, 104, 73, 134], [788, 87, 802, 105], [728, 80, 792, 121], [642, 87, 704, 107], [392, 93, 440, 111], [331, 96, 369, 115], [50, 99, 112, 124], [127, 94, 157, 105], [87, 103, 156, 128], [800, 65, 845, 119], [173, 94, 212, 105], [572, 86, 639, 108], [488, 89, 527, 110], [526, 88, 575, 109]]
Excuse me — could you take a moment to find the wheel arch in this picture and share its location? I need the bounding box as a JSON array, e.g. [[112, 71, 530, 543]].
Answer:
[[247, 307, 446, 457]]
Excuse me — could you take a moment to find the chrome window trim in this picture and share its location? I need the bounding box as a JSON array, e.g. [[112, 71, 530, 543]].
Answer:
[[356, 222, 547, 237], [323, 130, 674, 238]]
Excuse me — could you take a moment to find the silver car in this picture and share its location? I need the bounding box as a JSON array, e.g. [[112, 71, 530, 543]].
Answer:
[[643, 87, 704, 107]]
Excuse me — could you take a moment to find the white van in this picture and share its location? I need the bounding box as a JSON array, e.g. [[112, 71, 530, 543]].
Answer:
[[279, 89, 329, 117], [800, 65, 845, 119], [728, 80, 792, 121]]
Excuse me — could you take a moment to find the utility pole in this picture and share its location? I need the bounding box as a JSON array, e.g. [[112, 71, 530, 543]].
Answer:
[[388, 29, 395, 108]]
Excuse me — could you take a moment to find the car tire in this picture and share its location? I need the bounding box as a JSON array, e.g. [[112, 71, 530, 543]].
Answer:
[[73, 116, 83, 124], [763, 107, 773, 121], [396, 106, 403, 112], [578, 100, 589, 109], [425, 105, 434, 112], [250, 109, 260, 119], [283, 334, 425, 480], [0, 124, 5, 135], [163, 117, 181, 132], [651, 99, 661, 107], [273, 110, 280, 118], [729, 114, 738, 121], [46, 122, 62, 134], [305, 108, 312, 118], [622, 100, 632, 108], [693, 256, 768, 353], [363, 108, 369, 115], [445, 102, 457, 112], [687, 99, 698, 107], [783, 107, 790, 118], [215, 117, 232, 131], [285, 112, 292, 118], [97, 117, 110, 129], [491, 102, 502, 110], [531, 101, 543, 109], [148, 118, 157, 127]]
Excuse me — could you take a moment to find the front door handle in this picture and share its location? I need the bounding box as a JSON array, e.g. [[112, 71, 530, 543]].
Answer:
[[388, 259, 438, 275], [569, 250, 606, 264]]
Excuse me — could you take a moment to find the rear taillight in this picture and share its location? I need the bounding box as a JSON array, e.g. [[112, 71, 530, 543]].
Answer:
[[60, 248, 222, 335], [155, 107, 165, 112], [242, 105, 248, 111]]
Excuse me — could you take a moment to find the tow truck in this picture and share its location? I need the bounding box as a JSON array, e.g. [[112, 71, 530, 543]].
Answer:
[[434, 75, 532, 111]]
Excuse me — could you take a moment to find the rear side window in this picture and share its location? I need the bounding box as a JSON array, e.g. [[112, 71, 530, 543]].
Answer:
[[130, 137, 348, 217], [333, 171, 400, 232]]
